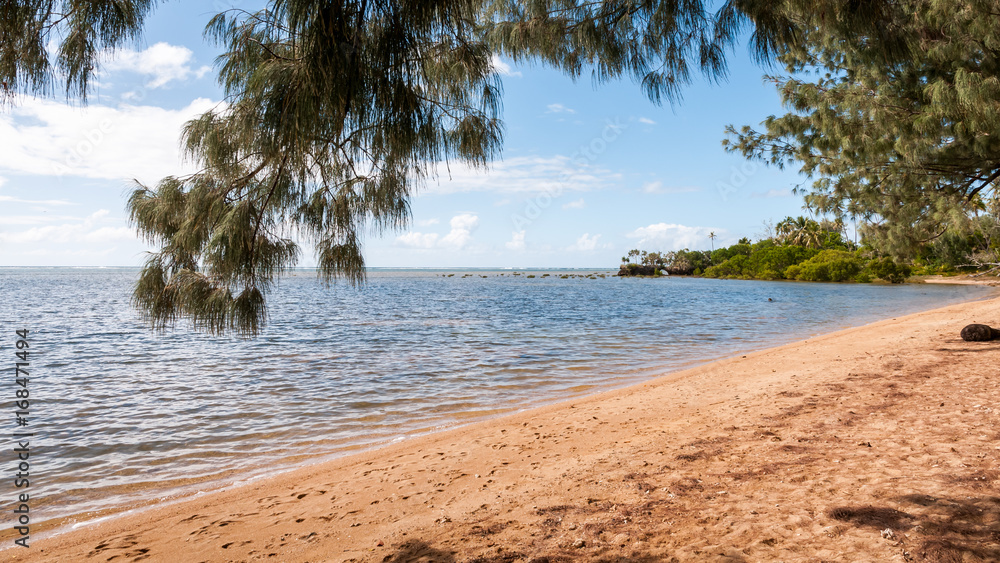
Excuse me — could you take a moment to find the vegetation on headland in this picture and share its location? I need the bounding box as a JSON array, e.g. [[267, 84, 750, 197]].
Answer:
[[620, 212, 1000, 283]]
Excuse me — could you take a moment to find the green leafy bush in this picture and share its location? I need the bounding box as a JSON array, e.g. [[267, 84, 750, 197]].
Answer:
[[703, 254, 749, 278], [867, 257, 912, 283], [785, 250, 863, 282], [711, 243, 751, 264], [745, 242, 818, 279]]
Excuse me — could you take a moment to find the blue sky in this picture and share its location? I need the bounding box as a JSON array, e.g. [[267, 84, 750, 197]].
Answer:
[[0, 1, 810, 268]]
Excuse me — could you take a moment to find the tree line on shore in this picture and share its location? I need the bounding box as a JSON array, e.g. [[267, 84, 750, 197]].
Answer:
[[620, 211, 1000, 283]]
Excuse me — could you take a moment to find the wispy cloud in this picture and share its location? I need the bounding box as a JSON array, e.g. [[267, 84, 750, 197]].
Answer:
[[567, 233, 602, 252], [627, 223, 723, 251], [102, 42, 211, 88], [0, 214, 84, 225], [638, 117, 656, 125], [490, 55, 522, 78], [546, 103, 575, 114], [641, 181, 701, 194], [420, 156, 620, 196], [395, 231, 439, 249], [0, 210, 136, 245], [562, 198, 586, 210], [396, 213, 480, 250], [750, 189, 794, 198], [0, 195, 75, 206], [0, 97, 218, 184]]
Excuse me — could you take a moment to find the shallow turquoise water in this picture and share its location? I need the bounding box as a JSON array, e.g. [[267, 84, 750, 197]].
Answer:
[[0, 268, 991, 524]]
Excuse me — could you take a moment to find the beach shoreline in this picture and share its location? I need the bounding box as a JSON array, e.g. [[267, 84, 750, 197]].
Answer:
[[7, 293, 1000, 561]]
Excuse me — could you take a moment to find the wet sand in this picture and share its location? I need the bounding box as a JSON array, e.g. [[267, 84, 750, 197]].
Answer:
[[7, 295, 1000, 562]]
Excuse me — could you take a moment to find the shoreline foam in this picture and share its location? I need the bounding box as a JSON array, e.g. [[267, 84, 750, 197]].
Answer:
[[8, 294, 1000, 561]]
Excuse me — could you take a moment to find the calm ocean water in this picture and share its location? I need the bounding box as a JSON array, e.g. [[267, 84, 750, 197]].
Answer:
[[0, 268, 991, 527]]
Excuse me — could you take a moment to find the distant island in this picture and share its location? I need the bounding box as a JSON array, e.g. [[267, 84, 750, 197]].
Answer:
[[614, 216, 984, 283]]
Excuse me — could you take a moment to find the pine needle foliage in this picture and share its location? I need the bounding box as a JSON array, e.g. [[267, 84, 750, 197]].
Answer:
[[0, 0, 155, 103], [129, 0, 504, 337], [724, 0, 1000, 257], [482, 0, 904, 103]]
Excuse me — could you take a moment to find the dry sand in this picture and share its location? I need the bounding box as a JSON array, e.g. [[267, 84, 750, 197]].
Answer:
[[7, 295, 1000, 562]]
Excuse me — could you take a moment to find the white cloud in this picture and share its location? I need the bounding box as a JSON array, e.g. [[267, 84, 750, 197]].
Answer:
[[0, 214, 83, 225], [506, 230, 526, 251], [0, 97, 218, 184], [395, 213, 479, 250], [626, 223, 723, 251], [395, 231, 439, 249], [567, 233, 601, 252], [642, 181, 701, 194], [0, 195, 75, 206], [440, 213, 479, 248], [421, 156, 620, 195], [83, 226, 135, 243], [750, 189, 793, 198], [490, 55, 522, 78], [102, 42, 211, 88], [415, 218, 440, 227], [562, 198, 586, 210], [0, 210, 136, 245], [546, 103, 575, 114], [638, 117, 657, 125]]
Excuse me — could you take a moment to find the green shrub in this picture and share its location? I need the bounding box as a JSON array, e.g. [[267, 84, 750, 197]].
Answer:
[[746, 244, 819, 279], [711, 243, 751, 263], [867, 257, 911, 283], [786, 250, 862, 282], [703, 254, 749, 278]]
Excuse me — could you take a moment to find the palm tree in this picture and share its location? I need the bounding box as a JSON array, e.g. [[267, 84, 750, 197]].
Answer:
[[777, 216, 824, 248], [708, 231, 717, 251]]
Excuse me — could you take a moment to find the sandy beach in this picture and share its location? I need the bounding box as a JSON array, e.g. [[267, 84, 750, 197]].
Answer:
[[7, 293, 1000, 562]]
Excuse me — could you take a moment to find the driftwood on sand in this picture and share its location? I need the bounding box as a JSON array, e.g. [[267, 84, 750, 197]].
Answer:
[[960, 323, 1000, 341]]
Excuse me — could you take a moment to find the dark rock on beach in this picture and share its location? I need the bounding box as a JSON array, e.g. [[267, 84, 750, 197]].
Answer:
[[960, 323, 1000, 341]]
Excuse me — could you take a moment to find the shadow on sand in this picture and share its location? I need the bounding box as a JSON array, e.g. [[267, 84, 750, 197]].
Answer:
[[829, 493, 1000, 561]]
